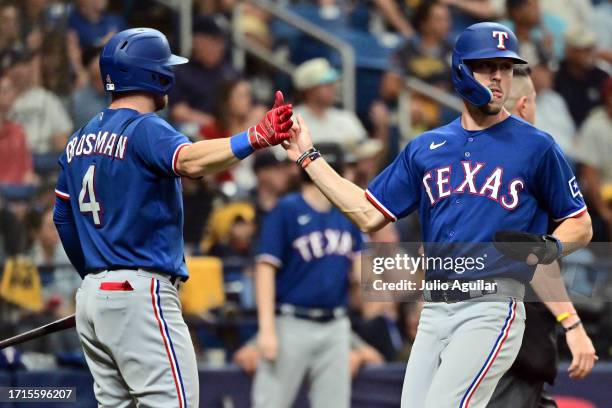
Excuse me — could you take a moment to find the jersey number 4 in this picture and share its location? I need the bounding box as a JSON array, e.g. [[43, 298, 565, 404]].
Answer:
[[79, 164, 102, 226]]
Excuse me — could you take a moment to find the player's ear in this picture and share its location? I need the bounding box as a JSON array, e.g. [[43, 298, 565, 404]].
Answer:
[[517, 96, 528, 119]]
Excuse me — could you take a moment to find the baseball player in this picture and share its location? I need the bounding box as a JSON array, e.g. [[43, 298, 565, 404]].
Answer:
[[283, 22, 593, 408], [252, 143, 363, 408], [52, 28, 293, 407], [487, 66, 597, 408]]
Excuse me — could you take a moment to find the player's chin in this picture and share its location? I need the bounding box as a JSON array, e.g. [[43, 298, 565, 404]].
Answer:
[[479, 100, 504, 115]]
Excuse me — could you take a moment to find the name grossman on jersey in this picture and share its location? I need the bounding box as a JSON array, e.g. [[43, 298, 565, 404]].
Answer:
[[372, 279, 498, 292], [65, 131, 129, 163]]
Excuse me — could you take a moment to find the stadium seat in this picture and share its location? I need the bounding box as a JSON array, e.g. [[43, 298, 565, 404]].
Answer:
[[180, 256, 225, 315]]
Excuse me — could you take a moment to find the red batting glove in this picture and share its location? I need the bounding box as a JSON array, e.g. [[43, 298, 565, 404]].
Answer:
[[248, 91, 293, 150]]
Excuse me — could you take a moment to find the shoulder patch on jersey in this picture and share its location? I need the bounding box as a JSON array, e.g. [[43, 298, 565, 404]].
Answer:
[[568, 176, 583, 198]]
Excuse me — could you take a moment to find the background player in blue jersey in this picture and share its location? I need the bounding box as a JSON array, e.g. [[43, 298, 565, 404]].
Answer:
[[252, 143, 363, 408], [487, 66, 597, 408], [283, 22, 593, 408], [52, 28, 293, 407]]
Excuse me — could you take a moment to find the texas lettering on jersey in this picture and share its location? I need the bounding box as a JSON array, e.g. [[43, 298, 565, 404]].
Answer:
[[292, 229, 356, 262], [423, 161, 523, 210]]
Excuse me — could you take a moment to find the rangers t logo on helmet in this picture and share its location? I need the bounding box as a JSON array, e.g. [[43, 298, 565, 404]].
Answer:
[[492, 31, 509, 49]]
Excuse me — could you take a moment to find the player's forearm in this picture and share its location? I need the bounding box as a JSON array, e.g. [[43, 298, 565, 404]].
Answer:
[[255, 262, 277, 333], [305, 158, 388, 233], [530, 262, 578, 324], [175, 138, 240, 177], [552, 212, 593, 256]]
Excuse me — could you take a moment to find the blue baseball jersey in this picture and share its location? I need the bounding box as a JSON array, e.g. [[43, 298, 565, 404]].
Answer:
[[257, 193, 364, 308], [366, 116, 586, 282], [54, 108, 191, 278]]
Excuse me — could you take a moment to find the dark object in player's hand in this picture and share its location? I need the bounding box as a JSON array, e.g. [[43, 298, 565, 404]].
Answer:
[[493, 231, 562, 265]]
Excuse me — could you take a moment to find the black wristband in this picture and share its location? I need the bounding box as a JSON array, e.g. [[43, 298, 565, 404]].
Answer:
[[563, 320, 582, 333], [296, 148, 320, 167]]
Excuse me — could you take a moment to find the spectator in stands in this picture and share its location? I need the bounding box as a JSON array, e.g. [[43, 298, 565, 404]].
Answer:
[[182, 178, 216, 255], [592, 0, 612, 65], [204, 202, 257, 277], [554, 26, 610, 128], [39, 29, 72, 97], [29, 207, 80, 309], [369, 0, 415, 37], [353, 301, 404, 361], [71, 46, 106, 127], [0, 74, 34, 186], [539, 0, 593, 59], [170, 15, 237, 129], [575, 79, 612, 242], [344, 138, 385, 189], [293, 58, 367, 152], [195, 0, 233, 15], [378, 1, 454, 132], [0, 198, 26, 264], [505, 0, 554, 67], [442, 0, 501, 38], [201, 78, 267, 190], [0, 3, 24, 55], [203, 78, 267, 140], [530, 64, 576, 155], [67, 0, 126, 87], [539, 0, 594, 43], [8, 50, 73, 154], [250, 152, 294, 223], [381, 0, 453, 100], [396, 301, 424, 361], [18, 0, 55, 53]]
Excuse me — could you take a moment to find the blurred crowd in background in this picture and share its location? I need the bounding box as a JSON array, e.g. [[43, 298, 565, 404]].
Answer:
[[0, 0, 611, 373]]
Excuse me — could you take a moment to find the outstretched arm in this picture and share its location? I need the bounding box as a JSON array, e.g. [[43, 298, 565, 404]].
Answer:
[[176, 91, 293, 178], [284, 116, 389, 233]]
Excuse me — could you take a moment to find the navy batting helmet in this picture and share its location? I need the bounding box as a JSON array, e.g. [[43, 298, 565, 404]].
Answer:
[[100, 28, 188, 96], [452, 22, 527, 107]]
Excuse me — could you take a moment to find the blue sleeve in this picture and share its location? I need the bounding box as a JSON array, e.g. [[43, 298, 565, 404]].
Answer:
[[255, 203, 288, 268], [54, 162, 70, 199], [133, 116, 191, 177], [53, 170, 85, 277], [534, 143, 587, 221], [366, 142, 421, 221]]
